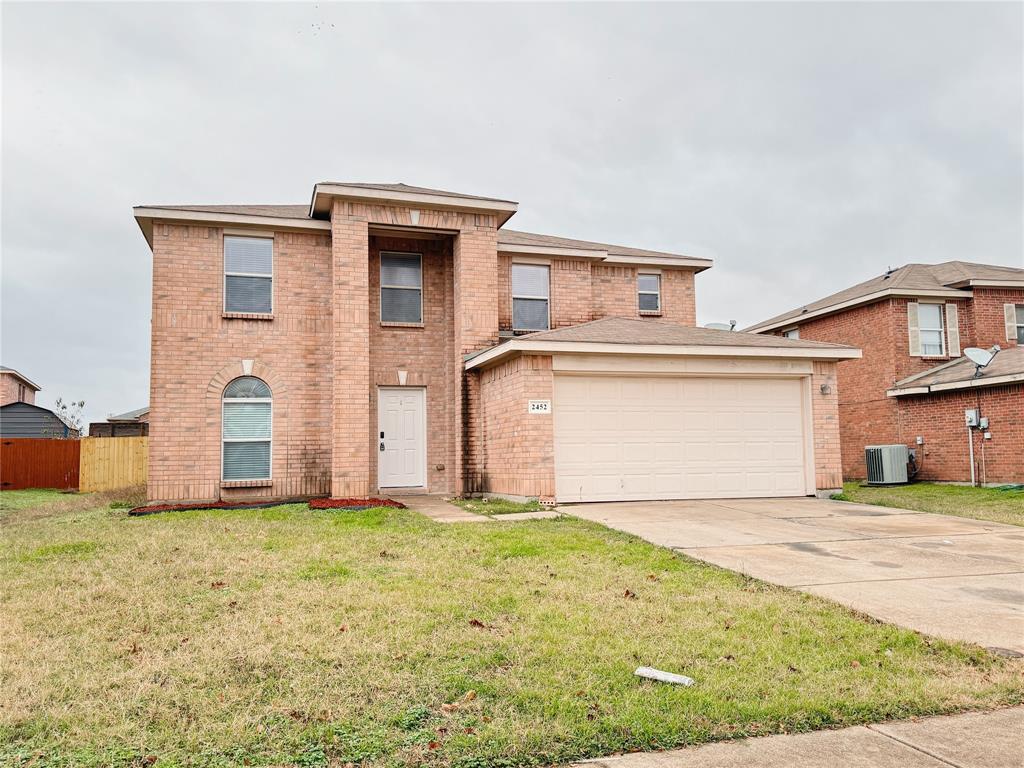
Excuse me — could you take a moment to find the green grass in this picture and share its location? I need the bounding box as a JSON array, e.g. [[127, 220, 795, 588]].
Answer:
[[834, 482, 1024, 527], [451, 497, 543, 515], [0, 488, 70, 511], [1, 498, 1022, 768]]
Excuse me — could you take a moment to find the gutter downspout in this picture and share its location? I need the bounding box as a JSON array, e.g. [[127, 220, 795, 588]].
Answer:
[[967, 426, 976, 487]]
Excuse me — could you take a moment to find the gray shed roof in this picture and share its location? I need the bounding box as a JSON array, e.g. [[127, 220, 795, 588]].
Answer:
[[888, 345, 1024, 395]]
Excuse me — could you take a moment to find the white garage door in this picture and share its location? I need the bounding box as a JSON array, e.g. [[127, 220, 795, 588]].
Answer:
[[554, 375, 809, 502]]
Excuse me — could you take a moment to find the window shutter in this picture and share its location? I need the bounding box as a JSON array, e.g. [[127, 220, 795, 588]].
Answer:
[[1006, 304, 1018, 342], [945, 304, 960, 357], [907, 302, 921, 356]]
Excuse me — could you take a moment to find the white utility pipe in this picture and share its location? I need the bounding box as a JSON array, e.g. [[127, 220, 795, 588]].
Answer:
[[967, 427, 976, 486]]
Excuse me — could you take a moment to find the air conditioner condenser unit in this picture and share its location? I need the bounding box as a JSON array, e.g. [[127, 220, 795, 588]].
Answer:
[[865, 444, 910, 485]]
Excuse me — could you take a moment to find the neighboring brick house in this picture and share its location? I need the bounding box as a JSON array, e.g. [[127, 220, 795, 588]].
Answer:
[[88, 407, 150, 437], [133, 182, 859, 506], [746, 262, 1024, 483], [0, 366, 40, 407]]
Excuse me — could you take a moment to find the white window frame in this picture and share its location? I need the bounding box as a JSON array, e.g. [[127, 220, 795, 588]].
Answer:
[[783, 328, 800, 339], [511, 262, 551, 332], [223, 235, 274, 315], [1017, 305, 1024, 344], [637, 272, 661, 314], [918, 302, 945, 356], [221, 381, 273, 482], [379, 252, 423, 325]]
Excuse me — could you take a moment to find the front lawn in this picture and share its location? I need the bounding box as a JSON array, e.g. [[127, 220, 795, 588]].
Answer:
[[834, 481, 1024, 527], [450, 497, 542, 515], [2, 490, 1022, 768]]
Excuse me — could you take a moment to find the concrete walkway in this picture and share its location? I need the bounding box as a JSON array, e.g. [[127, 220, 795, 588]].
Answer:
[[574, 707, 1023, 768], [567, 498, 1024, 653], [395, 494, 561, 523]]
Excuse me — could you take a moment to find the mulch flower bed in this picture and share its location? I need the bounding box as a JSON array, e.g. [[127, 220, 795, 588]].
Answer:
[[129, 497, 404, 516], [308, 497, 406, 510]]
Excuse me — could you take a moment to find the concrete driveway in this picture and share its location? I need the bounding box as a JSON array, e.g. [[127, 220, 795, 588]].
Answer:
[[566, 497, 1024, 653]]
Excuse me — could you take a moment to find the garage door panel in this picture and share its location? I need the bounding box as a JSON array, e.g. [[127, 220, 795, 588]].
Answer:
[[555, 375, 809, 502]]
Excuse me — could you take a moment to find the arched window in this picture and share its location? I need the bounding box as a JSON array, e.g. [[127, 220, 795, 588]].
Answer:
[[222, 376, 272, 481]]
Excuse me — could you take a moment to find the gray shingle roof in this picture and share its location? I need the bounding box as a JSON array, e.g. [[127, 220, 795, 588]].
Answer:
[[108, 406, 149, 422], [746, 261, 1024, 332], [890, 345, 1024, 393], [316, 182, 517, 204], [518, 317, 856, 349], [497, 229, 711, 264]]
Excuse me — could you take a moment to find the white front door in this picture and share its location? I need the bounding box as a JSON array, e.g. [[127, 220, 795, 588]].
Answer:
[[377, 387, 426, 488]]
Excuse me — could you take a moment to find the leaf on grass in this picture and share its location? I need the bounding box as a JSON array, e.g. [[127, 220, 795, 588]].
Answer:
[[210, 581, 227, 589], [468, 618, 488, 629], [463, 690, 477, 701], [623, 589, 637, 599], [440, 702, 459, 713], [428, 741, 441, 750]]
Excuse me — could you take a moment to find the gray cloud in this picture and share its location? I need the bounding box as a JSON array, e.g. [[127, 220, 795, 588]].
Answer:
[[3, 1, 1021, 426]]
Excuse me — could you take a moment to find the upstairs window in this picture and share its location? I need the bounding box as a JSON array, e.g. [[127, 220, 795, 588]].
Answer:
[[783, 328, 800, 339], [222, 376, 272, 481], [224, 236, 273, 314], [638, 273, 661, 313], [918, 303, 945, 356], [1017, 305, 1024, 344], [512, 263, 550, 331], [380, 252, 422, 324]]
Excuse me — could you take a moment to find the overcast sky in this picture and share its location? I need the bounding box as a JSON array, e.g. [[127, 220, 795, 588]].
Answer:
[[2, 1, 1022, 428]]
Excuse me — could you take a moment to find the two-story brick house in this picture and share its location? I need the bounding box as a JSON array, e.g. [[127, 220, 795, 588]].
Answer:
[[134, 182, 859, 506], [746, 262, 1024, 483]]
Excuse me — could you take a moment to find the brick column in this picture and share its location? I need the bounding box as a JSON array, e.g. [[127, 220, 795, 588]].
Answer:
[[812, 361, 842, 492], [453, 222, 499, 495], [331, 200, 371, 497]]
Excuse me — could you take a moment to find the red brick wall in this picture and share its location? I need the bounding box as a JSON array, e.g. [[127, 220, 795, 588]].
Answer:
[[474, 355, 555, 499], [498, 257, 697, 332], [969, 288, 1024, 349], [811, 361, 843, 491], [0, 373, 35, 407], [148, 224, 333, 504], [771, 289, 1024, 480], [894, 384, 1023, 484]]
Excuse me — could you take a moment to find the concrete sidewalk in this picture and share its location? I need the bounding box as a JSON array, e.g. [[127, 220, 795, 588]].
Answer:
[[574, 707, 1023, 768]]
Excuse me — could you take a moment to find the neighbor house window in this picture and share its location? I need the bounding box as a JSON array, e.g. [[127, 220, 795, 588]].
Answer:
[[380, 252, 422, 324], [222, 376, 272, 481], [1017, 305, 1024, 344], [918, 303, 945, 356], [783, 328, 800, 339], [512, 263, 550, 331], [638, 273, 661, 313], [224, 236, 273, 314]]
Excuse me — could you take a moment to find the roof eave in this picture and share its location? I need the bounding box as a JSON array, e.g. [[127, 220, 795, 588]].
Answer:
[[745, 287, 973, 334], [132, 207, 331, 250], [496, 242, 713, 271], [0, 369, 42, 391], [465, 339, 861, 371], [888, 371, 1024, 397], [944, 278, 1024, 289], [309, 183, 519, 226]]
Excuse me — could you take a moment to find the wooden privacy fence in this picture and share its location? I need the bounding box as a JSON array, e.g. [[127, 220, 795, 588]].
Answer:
[[79, 436, 148, 492], [0, 438, 80, 491]]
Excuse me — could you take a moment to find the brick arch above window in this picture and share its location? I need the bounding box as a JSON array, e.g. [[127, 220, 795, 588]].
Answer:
[[206, 360, 287, 399]]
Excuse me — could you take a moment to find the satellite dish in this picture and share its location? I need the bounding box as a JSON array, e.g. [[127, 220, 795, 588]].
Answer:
[[964, 348, 994, 367], [705, 322, 734, 331], [965, 345, 1000, 377]]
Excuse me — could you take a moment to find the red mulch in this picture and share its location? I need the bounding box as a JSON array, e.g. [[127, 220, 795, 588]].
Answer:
[[129, 497, 404, 516], [309, 497, 406, 510]]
